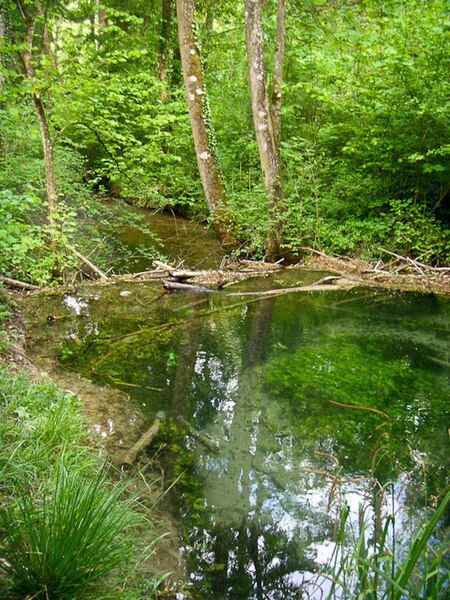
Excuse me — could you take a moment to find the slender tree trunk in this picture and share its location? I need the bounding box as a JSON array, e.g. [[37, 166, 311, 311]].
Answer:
[[97, 0, 107, 28], [20, 9, 58, 234], [176, 0, 236, 248], [0, 11, 5, 89], [244, 0, 284, 260], [36, 3, 58, 72], [271, 0, 286, 151], [158, 0, 172, 103]]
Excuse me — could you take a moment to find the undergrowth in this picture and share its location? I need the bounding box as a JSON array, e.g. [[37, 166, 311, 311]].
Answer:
[[0, 306, 169, 599]]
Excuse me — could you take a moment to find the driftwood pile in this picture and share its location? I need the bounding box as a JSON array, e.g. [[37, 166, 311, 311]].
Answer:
[[1, 248, 448, 295], [375, 248, 450, 277]]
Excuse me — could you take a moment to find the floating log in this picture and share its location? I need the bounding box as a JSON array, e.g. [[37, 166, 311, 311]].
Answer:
[[0, 275, 39, 291], [176, 416, 220, 454], [163, 280, 213, 293], [120, 411, 166, 466]]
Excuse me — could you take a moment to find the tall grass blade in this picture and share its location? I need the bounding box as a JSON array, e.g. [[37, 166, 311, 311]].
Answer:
[[393, 487, 450, 599]]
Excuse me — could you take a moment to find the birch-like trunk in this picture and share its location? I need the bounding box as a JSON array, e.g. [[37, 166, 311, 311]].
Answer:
[[245, 0, 284, 260], [271, 0, 286, 151], [176, 0, 236, 248]]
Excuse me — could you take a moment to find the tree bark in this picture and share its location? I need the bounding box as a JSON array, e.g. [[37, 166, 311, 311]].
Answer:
[[0, 11, 5, 89], [244, 0, 285, 261], [176, 0, 236, 249], [271, 0, 286, 151], [158, 0, 173, 103], [19, 6, 58, 233]]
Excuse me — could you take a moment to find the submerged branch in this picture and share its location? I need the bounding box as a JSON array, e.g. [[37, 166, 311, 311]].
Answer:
[[329, 400, 390, 422], [120, 411, 166, 466], [176, 416, 220, 454]]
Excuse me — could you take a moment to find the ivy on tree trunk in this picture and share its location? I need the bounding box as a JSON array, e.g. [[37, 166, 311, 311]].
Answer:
[[244, 0, 285, 261], [176, 0, 236, 249]]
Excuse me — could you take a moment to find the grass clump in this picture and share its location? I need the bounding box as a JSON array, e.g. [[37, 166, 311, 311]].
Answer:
[[0, 466, 135, 599], [0, 368, 158, 599]]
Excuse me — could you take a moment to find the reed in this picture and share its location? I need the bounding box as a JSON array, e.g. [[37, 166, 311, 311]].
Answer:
[[324, 487, 450, 599]]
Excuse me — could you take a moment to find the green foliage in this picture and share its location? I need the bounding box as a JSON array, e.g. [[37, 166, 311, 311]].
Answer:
[[54, 3, 200, 211], [0, 370, 93, 494], [280, 0, 450, 263], [2, 0, 450, 277], [0, 466, 137, 600], [0, 368, 168, 598], [0, 285, 12, 323]]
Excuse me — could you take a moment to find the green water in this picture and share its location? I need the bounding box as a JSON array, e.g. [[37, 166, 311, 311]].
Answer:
[[26, 276, 450, 598]]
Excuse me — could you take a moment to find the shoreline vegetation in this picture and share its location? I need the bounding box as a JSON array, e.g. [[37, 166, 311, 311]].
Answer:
[[0, 287, 181, 598]]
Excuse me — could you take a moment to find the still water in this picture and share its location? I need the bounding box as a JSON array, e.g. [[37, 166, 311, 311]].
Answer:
[[26, 273, 449, 598]]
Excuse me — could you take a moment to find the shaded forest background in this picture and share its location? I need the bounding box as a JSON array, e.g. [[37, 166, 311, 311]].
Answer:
[[0, 0, 449, 285]]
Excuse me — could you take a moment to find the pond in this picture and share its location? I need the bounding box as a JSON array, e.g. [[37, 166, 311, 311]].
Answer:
[[26, 271, 450, 598]]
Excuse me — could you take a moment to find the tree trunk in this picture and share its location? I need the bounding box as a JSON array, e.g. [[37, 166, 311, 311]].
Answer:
[[176, 0, 236, 249], [20, 12, 58, 233], [0, 11, 5, 89], [244, 0, 284, 261], [158, 0, 173, 103], [270, 0, 286, 151]]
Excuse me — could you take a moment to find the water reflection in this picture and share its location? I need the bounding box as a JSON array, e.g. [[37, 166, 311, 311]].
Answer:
[[26, 282, 450, 598]]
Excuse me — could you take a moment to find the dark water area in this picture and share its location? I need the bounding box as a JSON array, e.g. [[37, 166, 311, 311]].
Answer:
[[26, 277, 450, 598], [112, 205, 225, 271]]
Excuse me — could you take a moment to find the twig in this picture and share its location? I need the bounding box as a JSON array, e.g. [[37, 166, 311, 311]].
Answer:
[[329, 400, 390, 422]]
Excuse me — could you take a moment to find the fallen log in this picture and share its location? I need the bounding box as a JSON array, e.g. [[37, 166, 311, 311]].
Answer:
[[176, 416, 220, 454], [163, 280, 213, 293], [120, 411, 166, 466], [69, 246, 108, 281], [0, 275, 39, 291], [153, 259, 175, 271], [169, 269, 205, 281]]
